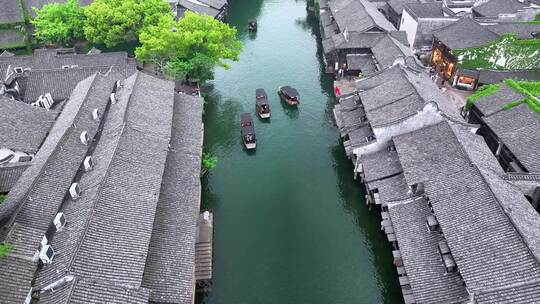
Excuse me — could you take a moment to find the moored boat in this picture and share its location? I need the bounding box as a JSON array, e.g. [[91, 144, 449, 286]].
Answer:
[[278, 86, 300, 106], [256, 88, 271, 119], [248, 19, 257, 31], [241, 113, 256, 149]]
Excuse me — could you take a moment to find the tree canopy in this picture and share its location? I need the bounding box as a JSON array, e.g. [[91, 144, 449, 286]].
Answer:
[[136, 12, 243, 83], [84, 0, 171, 47], [31, 0, 86, 45]]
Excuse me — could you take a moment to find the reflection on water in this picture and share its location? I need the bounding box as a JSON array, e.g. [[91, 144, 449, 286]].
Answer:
[[199, 0, 403, 303]]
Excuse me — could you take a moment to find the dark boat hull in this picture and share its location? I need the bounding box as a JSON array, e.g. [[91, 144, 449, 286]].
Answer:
[[278, 89, 299, 106]]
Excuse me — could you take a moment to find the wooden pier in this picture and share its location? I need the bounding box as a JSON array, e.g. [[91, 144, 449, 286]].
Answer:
[[195, 211, 213, 292]]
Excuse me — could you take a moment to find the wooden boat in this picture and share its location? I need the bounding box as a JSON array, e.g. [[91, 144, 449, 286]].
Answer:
[[278, 86, 300, 106], [248, 19, 257, 32], [240, 113, 256, 149], [256, 88, 270, 119]]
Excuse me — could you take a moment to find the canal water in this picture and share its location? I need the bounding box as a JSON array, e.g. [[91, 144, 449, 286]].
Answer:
[[199, 0, 402, 303]]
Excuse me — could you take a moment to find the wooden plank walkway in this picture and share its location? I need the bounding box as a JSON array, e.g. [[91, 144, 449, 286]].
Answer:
[[195, 211, 213, 283]]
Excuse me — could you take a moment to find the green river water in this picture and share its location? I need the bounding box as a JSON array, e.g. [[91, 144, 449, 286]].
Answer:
[[199, 1, 402, 303]]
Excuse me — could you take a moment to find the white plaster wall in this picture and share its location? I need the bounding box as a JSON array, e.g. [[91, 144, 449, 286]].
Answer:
[[400, 9, 418, 52], [353, 102, 445, 157]]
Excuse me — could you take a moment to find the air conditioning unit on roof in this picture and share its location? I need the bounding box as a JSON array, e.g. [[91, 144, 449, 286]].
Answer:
[[69, 182, 81, 200], [54, 213, 66, 231], [80, 131, 89, 145], [92, 108, 100, 120], [39, 245, 55, 264], [84, 156, 93, 171], [110, 93, 117, 104]]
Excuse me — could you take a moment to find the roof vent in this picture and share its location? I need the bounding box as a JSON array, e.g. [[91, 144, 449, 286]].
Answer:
[[438, 240, 457, 272], [69, 182, 81, 200], [39, 245, 55, 264], [61, 65, 70, 69], [83, 156, 93, 171], [19, 155, 32, 162], [110, 93, 117, 104], [426, 214, 439, 231], [13, 67, 23, 74], [53, 213, 66, 231], [80, 131, 89, 145], [92, 108, 100, 120]]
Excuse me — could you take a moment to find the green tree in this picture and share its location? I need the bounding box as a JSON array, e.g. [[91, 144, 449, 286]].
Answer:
[[0, 242, 14, 261], [201, 152, 218, 176], [31, 0, 86, 45], [136, 12, 243, 83], [84, 0, 171, 48]]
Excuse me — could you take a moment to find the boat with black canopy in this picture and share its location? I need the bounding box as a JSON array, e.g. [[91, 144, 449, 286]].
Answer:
[[240, 113, 256, 149], [248, 19, 257, 31], [256, 88, 271, 118], [278, 86, 300, 106]]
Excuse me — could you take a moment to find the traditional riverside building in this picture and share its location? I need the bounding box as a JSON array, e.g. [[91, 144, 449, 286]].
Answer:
[[0, 50, 206, 303], [333, 53, 540, 303], [465, 82, 540, 210], [431, 17, 540, 89], [399, 3, 457, 54], [319, 0, 407, 74], [333, 58, 461, 171], [0, 48, 137, 103]]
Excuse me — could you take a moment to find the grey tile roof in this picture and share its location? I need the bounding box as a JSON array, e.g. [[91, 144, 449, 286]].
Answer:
[[0, 163, 29, 192], [472, 0, 530, 17], [388, 198, 469, 303], [0, 74, 96, 224], [475, 280, 540, 304], [367, 173, 411, 202], [328, 0, 396, 33], [0, 71, 120, 303], [0, 96, 58, 152], [424, 166, 540, 293], [357, 64, 459, 127], [360, 148, 402, 182], [449, 122, 504, 175], [0, 255, 35, 302], [483, 103, 540, 173], [477, 69, 540, 85], [473, 84, 526, 117], [394, 121, 540, 296], [34, 72, 177, 304], [404, 2, 444, 19], [346, 54, 378, 73], [433, 17, 499, 50], [23, 0, 93, 17], [198, 0, 226, 9], [394, 121, 497, 185], [0, 0, 24, 24], [371, 35, 413, 69], [480, 168, 540, 263], [486, 23, 540, 39], [24, 65, 136, 102], [67, 73, 173, 288], [68, 280, 150, 304], [142, 93, 203, 303], [0, 49, 134, 80], [178, 0, 220, 18], [412, 18, 457, 50]]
